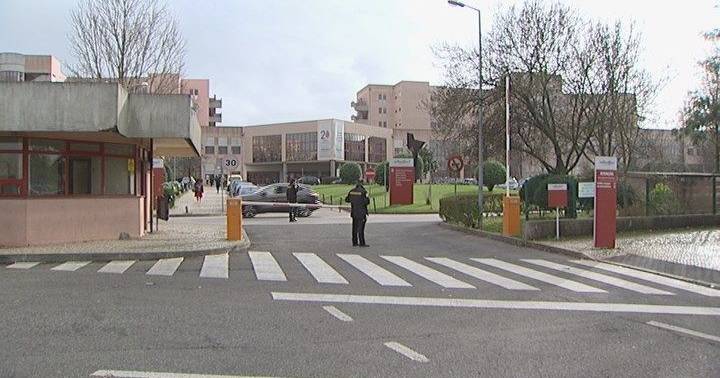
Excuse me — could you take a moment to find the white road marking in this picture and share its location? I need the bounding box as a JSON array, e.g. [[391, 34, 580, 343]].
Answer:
[[337, 254, 412, 287], [146, 258, 184, 276], [98, 260, 136, 274], [471, 258, 606, 293], [50, 261, 91, 272], [293, 253, 348, 284], [7, 262, 40, 269], [248, 251, 287, 281], [384, 341, 429, 363], [200, 253, 229, 279], [91, 370, 270, 378], [381, 255, 474, 289], [322, 305, 354, 322], [523, 259, 674, 295], [646, 321, 720, 343], [271, 292, 720, 316], [426, 257, 539, 290], [572, 260, 720, 297]]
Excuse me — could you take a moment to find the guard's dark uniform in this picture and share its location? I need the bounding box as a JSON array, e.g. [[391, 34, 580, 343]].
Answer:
[[345, 184, 370, 247], [287, 182, 298, 222]]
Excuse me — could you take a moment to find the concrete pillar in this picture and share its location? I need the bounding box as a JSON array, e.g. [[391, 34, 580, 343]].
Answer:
[[282, 162, 287, 182], [330, 160, 336, 177]]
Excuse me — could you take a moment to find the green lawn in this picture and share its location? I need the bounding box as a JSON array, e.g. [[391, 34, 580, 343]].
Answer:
[[314, 183, 514, 214]]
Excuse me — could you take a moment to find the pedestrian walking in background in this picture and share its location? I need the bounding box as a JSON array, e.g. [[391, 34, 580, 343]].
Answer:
[[287, 178, 299, 222], [194, 179, 204, 203], [215, 175, 221, 193], [345, 182, 370, 247]]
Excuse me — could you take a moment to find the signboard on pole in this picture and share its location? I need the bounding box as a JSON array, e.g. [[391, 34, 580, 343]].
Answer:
[[594, 156, 617, 248], [389, 158, 414, 205], [578, 182, 595, 198], [547, 183, 568, 208], [365, 168, 376, 182]]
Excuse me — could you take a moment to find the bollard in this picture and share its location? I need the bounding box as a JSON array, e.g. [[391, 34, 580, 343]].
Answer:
[[227, 198, 243, 241]]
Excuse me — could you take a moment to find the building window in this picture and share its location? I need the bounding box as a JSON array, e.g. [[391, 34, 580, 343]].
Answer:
[[218, 146, 228, 155], [383, 107, 387, 114], [29, 154, 65, 195], [368, 137, 387, 163], [205, 146, 215, 155], [379, 107, 383, 114], [383, 121, 387, 128], [378, 121, 382, 127], [231, 146, 241, 154], [286, 132, 317, 161], [105, 157, 134, 195], [0, 150, 22, 195], [344, 133, 366, 162], [382, 94, 387, 100], [252, 135, 282, 162], [378, 94, 382, 100], [69, 156, 102, 195]]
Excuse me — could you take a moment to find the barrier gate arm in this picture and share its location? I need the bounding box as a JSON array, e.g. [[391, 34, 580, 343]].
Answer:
[[241, 201, 350, 209]]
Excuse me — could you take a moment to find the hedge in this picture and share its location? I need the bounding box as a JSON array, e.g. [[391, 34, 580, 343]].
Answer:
[[439, 193, 505, 229]]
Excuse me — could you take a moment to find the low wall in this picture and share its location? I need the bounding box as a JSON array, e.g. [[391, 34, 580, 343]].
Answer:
[[0, 197, 144, 247], [523, 214, 720, 240]]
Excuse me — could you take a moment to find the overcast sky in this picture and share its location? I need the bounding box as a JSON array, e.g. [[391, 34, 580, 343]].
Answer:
[[1, 0, 717, 128]]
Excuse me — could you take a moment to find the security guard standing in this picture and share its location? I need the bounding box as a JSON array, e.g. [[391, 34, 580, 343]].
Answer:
[[287, 178, 298, 222], [345, 182, 370, 247]]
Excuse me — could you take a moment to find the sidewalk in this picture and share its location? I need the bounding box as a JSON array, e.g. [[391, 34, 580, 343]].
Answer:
[[171, 185, 228, 216], [540, 228, 720, 286], [0, 216, 248, 263]]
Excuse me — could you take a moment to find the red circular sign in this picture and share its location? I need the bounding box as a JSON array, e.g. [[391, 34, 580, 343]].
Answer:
[[365, 168, 376, 180], [447, 155, 464, 172]]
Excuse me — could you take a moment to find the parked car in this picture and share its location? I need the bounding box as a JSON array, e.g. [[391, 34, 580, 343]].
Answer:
[[463, 178, 477, 185], [497, 178, 519, 190], [240, 183, 320, 218], [296, 175, 321, 185], [227, 180, 258, 197]]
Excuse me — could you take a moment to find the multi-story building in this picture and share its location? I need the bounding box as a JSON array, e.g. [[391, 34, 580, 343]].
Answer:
[[199, 119, 394, 185], [0, 52, 66, 82]]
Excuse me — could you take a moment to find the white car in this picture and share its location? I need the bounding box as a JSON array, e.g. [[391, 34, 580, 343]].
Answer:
[[497, 178, 519, 190]]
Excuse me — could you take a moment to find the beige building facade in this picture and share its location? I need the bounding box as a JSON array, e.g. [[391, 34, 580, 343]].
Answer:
[[201, 119, 394, 185]]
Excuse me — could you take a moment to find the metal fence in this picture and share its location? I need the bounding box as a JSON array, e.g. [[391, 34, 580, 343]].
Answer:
[[619, 171, 719, 217]]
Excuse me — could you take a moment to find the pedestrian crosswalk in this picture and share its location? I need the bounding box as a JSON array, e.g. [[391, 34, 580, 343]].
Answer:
[[5, 252, 720, 298]]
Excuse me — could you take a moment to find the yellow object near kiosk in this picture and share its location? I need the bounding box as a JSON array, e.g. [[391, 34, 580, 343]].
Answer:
[[227, 198, 243, 241], [502, 196, 521, 237]]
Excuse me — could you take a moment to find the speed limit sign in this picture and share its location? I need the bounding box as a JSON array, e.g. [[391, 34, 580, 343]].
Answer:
[[447, 155, 464, 172], [224, 159, 238, 168]]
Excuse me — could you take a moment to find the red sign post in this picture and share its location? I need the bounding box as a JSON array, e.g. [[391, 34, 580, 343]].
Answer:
[[594, 156, 617, 248], [389, 158, 414, 205], [547, 183, 568, 239], [365, 168, 376, 182]]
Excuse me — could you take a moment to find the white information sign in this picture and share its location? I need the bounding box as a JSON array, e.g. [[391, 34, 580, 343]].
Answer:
[[152, 158, 164, 168], [578, 182, 595, 198], [595, 156, 617, 171], [390, 158, 414, 167], [547, 183, 567, 191], [333, 119, 345, 160]]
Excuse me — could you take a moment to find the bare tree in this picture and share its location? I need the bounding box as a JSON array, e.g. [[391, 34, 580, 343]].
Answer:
[[430, 1, 657, 175], [68, 0, 186, 93]]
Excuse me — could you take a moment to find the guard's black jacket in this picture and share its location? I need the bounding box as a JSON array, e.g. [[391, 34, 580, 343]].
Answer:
[[345, 184, 369, 218]]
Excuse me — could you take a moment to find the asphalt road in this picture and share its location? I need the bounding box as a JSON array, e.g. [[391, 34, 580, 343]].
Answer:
[[1, 212, 719, 377]]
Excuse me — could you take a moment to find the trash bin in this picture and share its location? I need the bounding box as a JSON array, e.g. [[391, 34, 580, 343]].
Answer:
[[227, 198, 243, 241]]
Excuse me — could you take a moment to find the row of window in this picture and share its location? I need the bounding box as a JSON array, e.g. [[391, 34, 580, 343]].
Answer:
[[377, 93, 387, 101], [248, 133, 387, 163], [0, 137, 137, 197], [377, 121, 388, 128], [378, 107, 387, 114]]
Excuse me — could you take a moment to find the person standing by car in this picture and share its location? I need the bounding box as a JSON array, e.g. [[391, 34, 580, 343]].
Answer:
[[345, 182, 370, 247], [287, 179, 299, 222]]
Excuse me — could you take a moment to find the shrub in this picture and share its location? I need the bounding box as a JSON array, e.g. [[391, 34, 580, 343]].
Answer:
[[320, 176, 338, 184], [339, 162, 362, 184], [482, 160, 506, 192], [520, 173, 578, 218], [439, 193, 505, 228], [162, 182, 176, 208], [374, 161, 389, 186], [648, 183, 681, 215], [616, 180, 638, 209]]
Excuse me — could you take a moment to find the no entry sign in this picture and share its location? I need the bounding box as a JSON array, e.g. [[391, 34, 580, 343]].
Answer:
[[365, 168, 376, 181], [594, 156, 617, 248], [447, 155, 464, 172]]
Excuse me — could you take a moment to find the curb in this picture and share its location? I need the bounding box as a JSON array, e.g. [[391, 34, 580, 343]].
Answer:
[[170, 213, 226, 218], [0, 229, 251, 264], [438, 222, 719, 289]]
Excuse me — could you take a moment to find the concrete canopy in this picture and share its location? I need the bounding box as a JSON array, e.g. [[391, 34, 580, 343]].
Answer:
[[0, 82, 201, 156]]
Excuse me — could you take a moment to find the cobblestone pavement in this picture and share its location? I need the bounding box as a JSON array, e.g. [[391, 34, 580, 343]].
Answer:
[[170, 185, 228, 216], [543, 228, 720, 272], [0, 215, 238, 256]]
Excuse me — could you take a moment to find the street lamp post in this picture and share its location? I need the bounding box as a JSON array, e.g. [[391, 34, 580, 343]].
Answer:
[[448, 0, 484, 229]]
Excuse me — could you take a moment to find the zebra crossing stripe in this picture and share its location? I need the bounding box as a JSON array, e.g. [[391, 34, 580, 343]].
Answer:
[[337, 254, 412, 287], [51, 261, 91, 272], [7, 262, 40, 269], [471, 258, 606, 293], [146, 258, 184, 276], [384, 341, 429, 363], [293, 253, 348, 284], [381, 256, 474, 289], [571, 260, 720, 297], [248, 251, 287, 281], [98, 260, 136, 274], [426, 257, 539, 290], [523, 259, 674, 295], [200, 253, 229, 279]]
